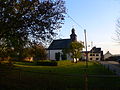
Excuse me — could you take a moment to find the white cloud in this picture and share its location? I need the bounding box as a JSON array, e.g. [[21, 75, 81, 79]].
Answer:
[[93, 42, 120, 54]]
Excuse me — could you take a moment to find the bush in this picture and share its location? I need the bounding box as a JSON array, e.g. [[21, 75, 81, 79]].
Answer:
[[0, 62, 14, 69], [35, 60, 57, 66]]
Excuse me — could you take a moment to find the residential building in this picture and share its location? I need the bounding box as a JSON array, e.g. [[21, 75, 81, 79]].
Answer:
[[104, 51, 112, 60], [82, 47, 103, 61], [88, 47, 103, 61]]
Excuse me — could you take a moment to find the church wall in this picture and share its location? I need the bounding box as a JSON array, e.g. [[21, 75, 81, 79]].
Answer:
[[48, 50, 62, 60], [47, 50, 73, 61]]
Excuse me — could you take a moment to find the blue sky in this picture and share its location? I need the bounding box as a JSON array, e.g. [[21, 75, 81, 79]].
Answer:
[[57, 0, 120, 54]]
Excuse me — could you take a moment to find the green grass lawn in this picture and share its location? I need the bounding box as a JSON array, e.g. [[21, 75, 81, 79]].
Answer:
[[0, 60, 120, 90]]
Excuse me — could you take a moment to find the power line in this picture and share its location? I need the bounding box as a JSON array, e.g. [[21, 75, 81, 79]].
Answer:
[[66, 13, 84, 29]]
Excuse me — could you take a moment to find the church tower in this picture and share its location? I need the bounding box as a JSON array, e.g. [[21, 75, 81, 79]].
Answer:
[[70, 28, 77, 41]]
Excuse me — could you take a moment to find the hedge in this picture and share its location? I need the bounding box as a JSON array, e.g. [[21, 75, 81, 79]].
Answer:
[[35, 61, 57, 66]]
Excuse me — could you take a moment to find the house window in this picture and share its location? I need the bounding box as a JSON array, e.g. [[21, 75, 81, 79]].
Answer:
[[96, 54, 99, 56], [90, 58, 92, 60], [93, 54, 95, 56], [90, 54, 92, 56], [96, 58, 99, 60]]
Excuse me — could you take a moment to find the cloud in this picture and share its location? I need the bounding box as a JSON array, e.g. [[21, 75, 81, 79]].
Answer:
[[93, 42, 120, 54]]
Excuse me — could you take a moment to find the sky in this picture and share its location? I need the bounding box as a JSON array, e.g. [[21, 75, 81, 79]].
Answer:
[[56, 0, 120, 54]]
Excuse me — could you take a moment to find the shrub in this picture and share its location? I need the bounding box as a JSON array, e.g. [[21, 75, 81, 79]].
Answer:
[[35, 60, 57, 66]]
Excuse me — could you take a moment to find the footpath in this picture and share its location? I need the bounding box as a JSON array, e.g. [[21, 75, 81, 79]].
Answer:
[[99, 61, 120, 76]]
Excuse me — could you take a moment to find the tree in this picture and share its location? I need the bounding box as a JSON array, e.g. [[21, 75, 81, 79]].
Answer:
[[21, 44, 47, 61], [31, 44, 47, 61], [0, 0, 66, 58], [65, 41, 84, 63], [0, 39, 15, 63]]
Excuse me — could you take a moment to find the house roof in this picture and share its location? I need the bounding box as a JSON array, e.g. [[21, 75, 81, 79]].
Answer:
[[104, 51, 112, 55], [90, 47, 101, 53], [48, 39, 72, 50]]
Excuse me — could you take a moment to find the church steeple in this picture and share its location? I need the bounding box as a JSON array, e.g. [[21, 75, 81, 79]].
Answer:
[[70, 28, 77, 41]]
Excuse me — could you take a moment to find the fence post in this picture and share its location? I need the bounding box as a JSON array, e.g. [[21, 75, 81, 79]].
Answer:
[[84, 68, 88, 90]]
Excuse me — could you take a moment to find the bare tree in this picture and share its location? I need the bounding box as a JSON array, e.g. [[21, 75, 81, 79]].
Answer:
[[115, 19, 120, 43]]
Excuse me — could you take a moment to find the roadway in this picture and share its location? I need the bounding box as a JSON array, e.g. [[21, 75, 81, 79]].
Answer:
[[99, 61, 120, 76]]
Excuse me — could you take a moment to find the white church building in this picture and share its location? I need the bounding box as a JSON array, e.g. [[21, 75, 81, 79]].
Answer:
[[47, 28, 77, 61]]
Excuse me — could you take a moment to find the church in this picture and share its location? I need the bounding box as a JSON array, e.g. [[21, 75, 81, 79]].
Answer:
[[47, 28, 78, 62]]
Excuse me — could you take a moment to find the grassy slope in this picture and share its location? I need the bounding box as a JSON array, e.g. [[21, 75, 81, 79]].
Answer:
[[0, 61, 120, 90]]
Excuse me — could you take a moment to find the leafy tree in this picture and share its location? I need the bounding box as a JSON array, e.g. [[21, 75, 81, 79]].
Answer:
[[0, 0, 66, 58], [65, 41, 84, 63], [22, 47, 34, 59], [0, 39, 15, 60], [0, 45, 14, 63], [18, 44, 47, 61], [31, 44, 47, 61]]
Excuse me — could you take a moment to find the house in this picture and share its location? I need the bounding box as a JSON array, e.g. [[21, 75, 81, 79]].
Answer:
[[47, 28, 78, 62], [81, 47, 103, 61], [104, 51, 112, 60], [88, 47, 103, 61]]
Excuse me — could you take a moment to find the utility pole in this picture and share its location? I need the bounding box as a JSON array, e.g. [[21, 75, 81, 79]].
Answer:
[[91, 41, 93, 48], [84, 29, 88, 68], [84, 29, 88, 90], [91, 41, 93, 61]]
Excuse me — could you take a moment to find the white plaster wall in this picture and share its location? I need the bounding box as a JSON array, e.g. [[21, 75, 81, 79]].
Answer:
[[88, 53, 101, 61], [47, 50, 73, 61], [48, 50, 62, 60]]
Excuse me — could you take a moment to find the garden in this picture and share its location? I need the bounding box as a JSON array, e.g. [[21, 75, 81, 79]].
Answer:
[[0, 60, 120, 90]]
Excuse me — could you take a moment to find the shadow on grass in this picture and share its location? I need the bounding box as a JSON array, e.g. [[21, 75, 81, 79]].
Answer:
[[0, 61, 120, 90]]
